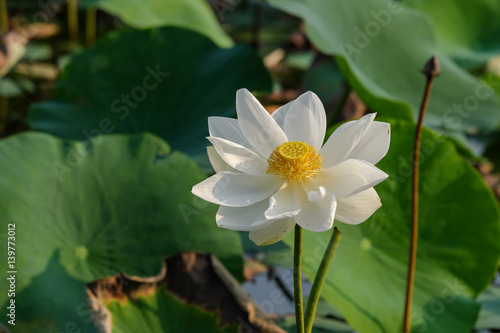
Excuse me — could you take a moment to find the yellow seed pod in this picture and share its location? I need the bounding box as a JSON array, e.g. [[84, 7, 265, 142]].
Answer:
[[278, 141, 309, 162]]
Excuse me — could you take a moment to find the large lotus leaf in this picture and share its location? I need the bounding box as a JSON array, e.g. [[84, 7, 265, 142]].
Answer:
[[80, 0, 233, 48], [107, 287, 237, 333], [0, 132, 243, 328], [284, 119, 500, 333], [28, 27, 272, 167], [268, 0, 500, 139], [1, 252, 98, 333], [405, 0, 500, 67]]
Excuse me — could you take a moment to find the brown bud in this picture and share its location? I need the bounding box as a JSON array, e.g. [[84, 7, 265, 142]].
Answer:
[[422, 56, 441, 79]]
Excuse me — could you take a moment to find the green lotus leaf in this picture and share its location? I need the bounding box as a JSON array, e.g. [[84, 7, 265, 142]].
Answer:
[[268, 0, 500, 140], [80, 0, 233, 48], [406, 0, 500, 67], [0, 132, 243, 330], [107, 286, 238, 333], [29, 27, 272, 169], [2, 251, 98, 333]]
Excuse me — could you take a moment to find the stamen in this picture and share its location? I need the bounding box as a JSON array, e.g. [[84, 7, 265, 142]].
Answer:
[[267, 141, 322, 183]]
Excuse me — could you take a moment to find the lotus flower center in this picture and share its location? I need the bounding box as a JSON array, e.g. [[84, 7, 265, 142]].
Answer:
[[279, 142, 308, 161], [267, 141, 322, 183]]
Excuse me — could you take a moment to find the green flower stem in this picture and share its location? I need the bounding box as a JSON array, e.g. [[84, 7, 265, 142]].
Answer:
[[304, 227, 342, 333], [85, 7, 97, 46], [0, 0, 7, 33], [294, 224, 304, 333], [67, 0, 79, 45]]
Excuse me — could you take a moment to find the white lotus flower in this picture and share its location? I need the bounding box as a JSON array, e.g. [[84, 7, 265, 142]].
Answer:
[[192, 89, 390, 245]]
